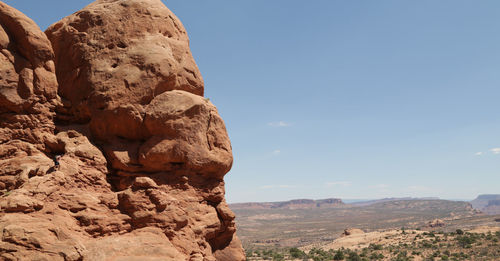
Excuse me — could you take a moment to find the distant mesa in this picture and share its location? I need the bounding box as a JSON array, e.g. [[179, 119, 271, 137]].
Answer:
[[349, 197, 440, 207], [470, 194, 500, 208], [488, 199, 500, 206], [470, 194, 500, 215], [230, 198, 344, 210], [230, 196, 474, 210]]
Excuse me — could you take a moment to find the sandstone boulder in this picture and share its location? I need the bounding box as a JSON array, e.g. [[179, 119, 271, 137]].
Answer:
[[428, 219, 446, 228], [0, 0, 244, 260], [45, 0, 204, 123], [341, 228, 365, 237], [0, 0, 60, 197], [0, 1, 58, 145]]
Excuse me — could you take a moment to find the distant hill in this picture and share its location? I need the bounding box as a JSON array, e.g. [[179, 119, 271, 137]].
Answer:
[[482, 200, 500, 215], [367, 199, 475, 213], [229, 198, 344, 210], [470, 194, 500, 214], [349, 197, 440, 207], [470, 194, 500, 215], [230, 197, 449, 210]]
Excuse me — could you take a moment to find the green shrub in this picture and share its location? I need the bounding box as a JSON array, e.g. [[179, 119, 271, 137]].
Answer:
[[369, 244, 383, 251], [456, 234, 476, 248], [333, 249, 345, 260], [346, 252, 361, 261], [272, 252, 284, 261], [289, 247, 306, 259], [421, 241, 433, 248], [309, 248, 334, 261], [245, 249, 253, 257], [369, 252, 384, 260]]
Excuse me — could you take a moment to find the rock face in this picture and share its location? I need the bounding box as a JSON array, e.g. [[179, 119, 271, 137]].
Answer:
[[0, 1, 244, 260], [0, 0, 59, 201]]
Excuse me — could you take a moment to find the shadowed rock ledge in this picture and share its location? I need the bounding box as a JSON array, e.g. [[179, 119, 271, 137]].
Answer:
[[0, 0, 244, 260]]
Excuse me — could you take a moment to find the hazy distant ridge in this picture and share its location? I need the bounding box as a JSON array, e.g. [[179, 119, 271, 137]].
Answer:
[[230, 198, 344, 210], [230, 197, 441, 209], [349, 197, 440, 207], [470, 194, 500, 215], [231, 195, 500, 213]]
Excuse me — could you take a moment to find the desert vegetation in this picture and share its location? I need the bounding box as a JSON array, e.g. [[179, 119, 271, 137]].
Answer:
[[245, 229, 500, 260]]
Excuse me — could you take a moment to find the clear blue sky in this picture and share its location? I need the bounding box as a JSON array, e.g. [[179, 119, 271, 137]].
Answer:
[[5, 0, 500, 203]]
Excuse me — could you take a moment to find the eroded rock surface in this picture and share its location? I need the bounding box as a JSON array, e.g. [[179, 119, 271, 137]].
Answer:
[[0, 0, 244, 260]]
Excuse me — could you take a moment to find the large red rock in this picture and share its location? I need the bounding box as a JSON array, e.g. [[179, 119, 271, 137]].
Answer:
[[0, 0, 244, 260], [0, 1, 58, 147], [45, 0, 204, 124], [0, 0, 59, 195]]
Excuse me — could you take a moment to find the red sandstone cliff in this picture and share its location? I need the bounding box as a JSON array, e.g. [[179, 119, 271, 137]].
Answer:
[[0, 0, 244, 260]]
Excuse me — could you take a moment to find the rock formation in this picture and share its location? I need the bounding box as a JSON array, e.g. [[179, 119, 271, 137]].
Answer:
[[341, 228, 364, 237], [470, 194, 500, 215], [427, 219, 445, 228], [0, 0, 244, 260]]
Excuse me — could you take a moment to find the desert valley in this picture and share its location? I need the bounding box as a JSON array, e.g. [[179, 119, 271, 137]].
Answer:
[[233, 195, 500, 260]]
